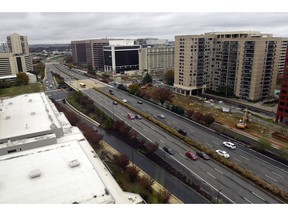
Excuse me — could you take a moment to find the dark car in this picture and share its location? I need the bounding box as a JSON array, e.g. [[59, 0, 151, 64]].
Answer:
[[110, 91, 114, 95], [196, 151, 210, 160], [109, 89, 113, 93], [185, 151, 198, 160], [113, 101, 118, 105], [135, 114, 142, 120], [137, 101, 143, 104], [178, 129, 187, 136], [163, 146, 175, 155]]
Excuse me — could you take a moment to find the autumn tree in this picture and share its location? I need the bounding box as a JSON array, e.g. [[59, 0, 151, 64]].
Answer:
[[142, 72, 152, 84], [164, 69, 174, 85], [203, 114, 215, 125], [158, 189, 171, 203], [128, 83, 140, 95], [186, 109, 195, 119], [67, 63, 73, 70], [139, 175, 154, 192], [153, 88, 174, 106], [16, 73, 29, 85], [127, 166, 139, 182], [193, 112, 204, 122], [113, 153, 130, 169], [145, 142, 159, 154]]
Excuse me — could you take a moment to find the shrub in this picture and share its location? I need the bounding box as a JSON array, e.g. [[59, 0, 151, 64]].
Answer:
[[126, 166, 139, 182], [139, 175, 154, 192], [113, 153, 129, 169]]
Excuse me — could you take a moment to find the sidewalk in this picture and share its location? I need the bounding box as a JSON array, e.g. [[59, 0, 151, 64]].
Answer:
[[101, 141, 183, 204]]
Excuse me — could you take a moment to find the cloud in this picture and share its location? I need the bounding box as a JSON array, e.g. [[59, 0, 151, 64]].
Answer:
[[1, 12, 288, 44]]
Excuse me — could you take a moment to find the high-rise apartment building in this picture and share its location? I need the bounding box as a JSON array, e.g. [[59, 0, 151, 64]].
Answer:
[[71, 39, 110, 71], [7, 33, 29, 55], [174, 31, 288, 101], [276, 47, 288, 123], [0, 33, 33, 78], [139, 45, 174, 72]]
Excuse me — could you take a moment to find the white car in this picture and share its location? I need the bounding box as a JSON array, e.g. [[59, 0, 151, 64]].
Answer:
[[216, 150, 230, 158], [223, 141, 236, 149], [122, 99, 128, 103]]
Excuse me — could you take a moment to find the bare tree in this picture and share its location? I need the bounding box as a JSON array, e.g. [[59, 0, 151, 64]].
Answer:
[[153, 88, 174, 106]]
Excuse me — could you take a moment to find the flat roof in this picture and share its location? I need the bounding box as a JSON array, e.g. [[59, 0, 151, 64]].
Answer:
[[0, 92, 61, 141], [0, 140, 116, 203]]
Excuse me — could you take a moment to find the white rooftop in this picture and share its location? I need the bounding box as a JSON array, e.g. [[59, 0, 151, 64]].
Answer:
[[0, 92, 62, 142], [0, 92, 142, 204]]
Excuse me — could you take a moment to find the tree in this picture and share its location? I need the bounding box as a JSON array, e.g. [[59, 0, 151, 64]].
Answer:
[[67, 63, 73, 70], [164, 69, 174, 85], [186, 109, 195, 119], [193, 112, 204, 122], [145, 142, 159, 154], [126, 166, 139, 182], [139, 175, 154, 192], [158, 189, 171, 203], [142, 72, 152, 84], [128, 83, 140, 95], [203, 114, 215, 125], [113, 153, 129, 169], [87, 64, 95, 75], [153, 88, 174, 106], [16, 73, 29, 85]]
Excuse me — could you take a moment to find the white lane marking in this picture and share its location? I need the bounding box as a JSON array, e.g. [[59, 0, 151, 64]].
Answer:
[[234, 158, 242, 163], [167, 137, 172, 141], [272, 171, 284, 179], [144, 128, 148, 132], [214, 168, 224, 174], [205, 142, 213, 147], [172, 157, 235, 203], [213, 141, 220, 145], [159, 139, 164, 143], [243, 197, 253, 204], [179, 153, 186, 159], [239, 155, 250, 161], [265, 174, 278, 182], [252, 192, 265, 201], [207, 172, 216, 179]]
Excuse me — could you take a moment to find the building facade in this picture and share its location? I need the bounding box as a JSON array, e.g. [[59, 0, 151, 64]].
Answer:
[[71, 39, 109, 71], [103, 45, 140, 73], [139, 45, 174, 72], [276, 46, 288, 123], [174, 31, 288, 101], [0, 33, 33, 77]]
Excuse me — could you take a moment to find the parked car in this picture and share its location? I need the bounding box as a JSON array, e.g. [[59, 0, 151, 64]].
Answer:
[[137, 101, 143, 104], [216, 150, 230, 158], [157, 114, 166, 119], [163, 146, 175, 155], [113, 101, 118, 105], [185, 151, 198, 160], [135, 114, 142, 120], [122, 99, 128, 103], [109, 89, 113, 93], [127, 113, 135, 120], [110, 91, 114, 95], [178, 129, 187, 136], [196, 151, 210, 160], [223, 141, 236, 149]]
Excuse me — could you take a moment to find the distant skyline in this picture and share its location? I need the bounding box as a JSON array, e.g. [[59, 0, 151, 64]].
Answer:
[[1, 12, 288, 44]]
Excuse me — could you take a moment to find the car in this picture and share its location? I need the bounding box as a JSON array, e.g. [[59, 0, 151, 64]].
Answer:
[[92, 126, 98, 132], [185, 151, 198, 160], [163, 146, 175, 155], [223, 141, 236, 149], [122, 99, 128, 103], [196, 151, 210, 160], [178, 129, 187, 136], [215, 150, 230, 158], [110, 91, 114, 95], [157, 114, 165, 119], [113, 101, 118, 105], [108, 89, 113, 93], [127, 113, 135, 120], [137, 101, 143, 104], [135, 114, 142, 120]]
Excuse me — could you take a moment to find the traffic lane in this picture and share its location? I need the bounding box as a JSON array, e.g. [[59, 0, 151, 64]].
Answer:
[[89, 90, 277, 203], [101, 131, 209, 203]]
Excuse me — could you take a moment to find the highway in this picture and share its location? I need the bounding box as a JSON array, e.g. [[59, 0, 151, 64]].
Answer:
[[47, 63, 285, 203]]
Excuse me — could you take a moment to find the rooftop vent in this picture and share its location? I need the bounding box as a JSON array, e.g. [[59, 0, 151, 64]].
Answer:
[[28, 99, 32, 102], [29, 169, 41, 178], [5, 116, 10, 120], [31, 112, 36, 115], [69, 160, 80, 168], [8, 102, 13, 105]]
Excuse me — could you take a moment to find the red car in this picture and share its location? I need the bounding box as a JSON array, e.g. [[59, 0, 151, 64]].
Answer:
[[185, 151, 198, 160]]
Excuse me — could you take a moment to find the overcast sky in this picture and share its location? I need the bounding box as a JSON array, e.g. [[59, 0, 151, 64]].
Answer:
[[2, 11, 288, 44]]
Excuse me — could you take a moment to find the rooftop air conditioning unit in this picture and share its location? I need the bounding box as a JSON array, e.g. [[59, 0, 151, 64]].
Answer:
[[29, 169, 41, 178], [69, 160, 80, 168]]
